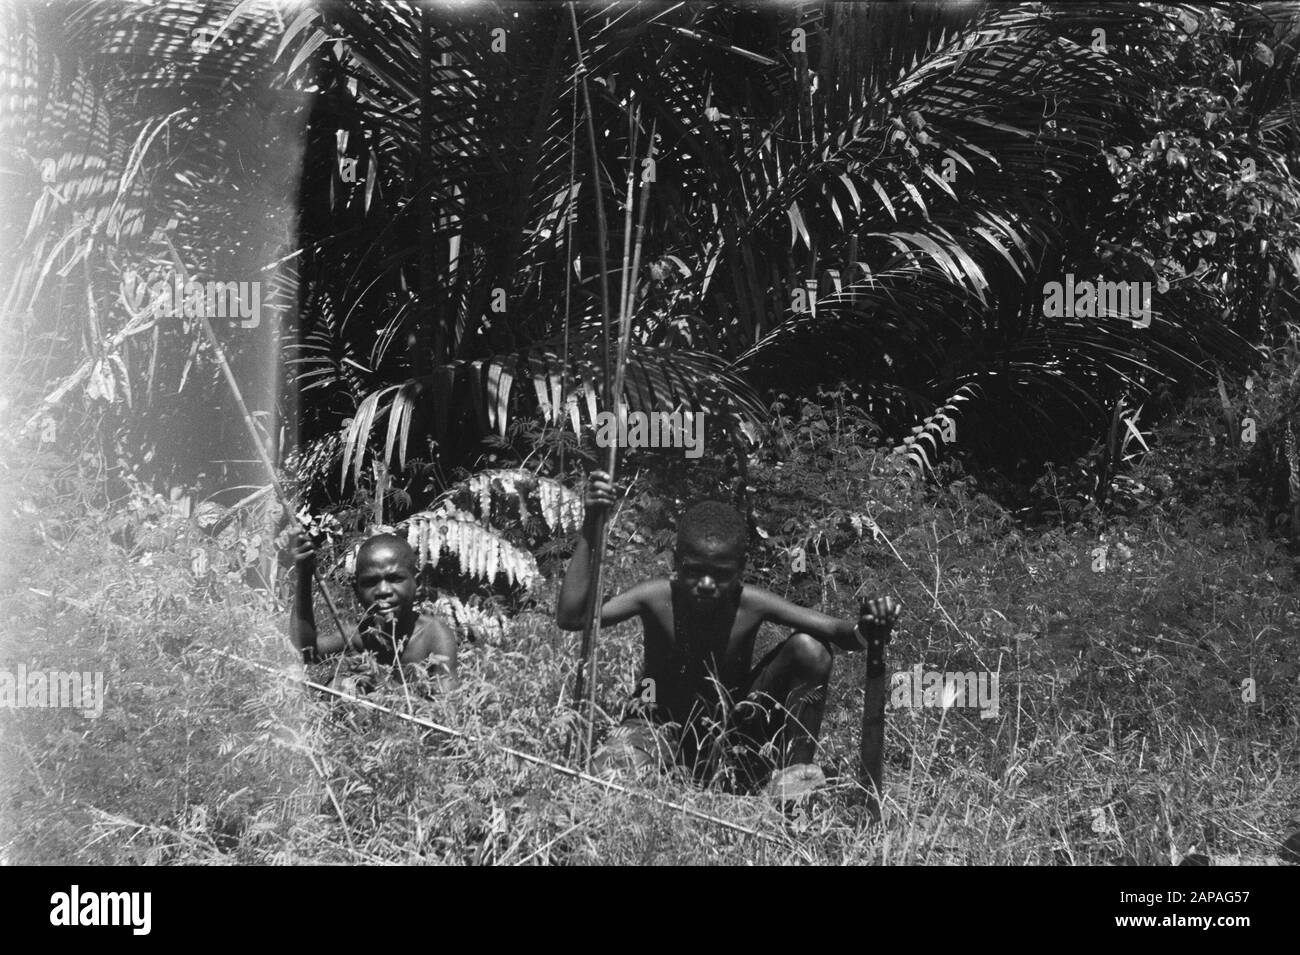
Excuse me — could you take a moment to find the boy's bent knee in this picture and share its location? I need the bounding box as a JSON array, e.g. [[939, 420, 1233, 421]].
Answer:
[[784, 632, 833, 680]]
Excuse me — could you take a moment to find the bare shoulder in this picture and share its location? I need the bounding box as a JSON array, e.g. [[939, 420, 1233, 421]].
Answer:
[[737, 586, 816, 625], [629, 578, 672, 605], [738, 585, 782, 612], [414, 610, 456, 642], [406, 611, 457, 659], [591, 578, 669, 629], [617, 578, 676, 618]]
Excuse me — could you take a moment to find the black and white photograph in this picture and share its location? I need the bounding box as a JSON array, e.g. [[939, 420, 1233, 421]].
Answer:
[[1, 0, 1298, 886]]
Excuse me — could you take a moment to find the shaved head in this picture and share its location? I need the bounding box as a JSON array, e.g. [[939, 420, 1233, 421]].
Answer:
[[676, 500, 747, 563], [356, 533, 418, 573]]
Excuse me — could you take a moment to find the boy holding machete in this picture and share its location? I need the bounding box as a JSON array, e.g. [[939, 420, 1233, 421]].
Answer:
[[557, 470, 898, 801]]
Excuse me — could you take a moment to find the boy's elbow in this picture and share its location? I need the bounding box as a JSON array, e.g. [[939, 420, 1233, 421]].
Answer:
[[555, 602, 586, 631], [289, 624, 320, 658]]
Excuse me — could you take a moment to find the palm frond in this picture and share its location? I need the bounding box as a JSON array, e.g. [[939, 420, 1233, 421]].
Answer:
[[892, 383, 981, 474], [337, 341, 766, 491]]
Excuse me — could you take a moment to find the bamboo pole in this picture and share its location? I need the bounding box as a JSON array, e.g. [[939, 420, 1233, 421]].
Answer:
[[572, 103, 643, 765], [568, 2, 614, 400], [621, 120, 655, 366], [182, 268, 349, 639], [568, 1, 617, 769], [615, 106, 639, 384], [557, 65, 579, 479]]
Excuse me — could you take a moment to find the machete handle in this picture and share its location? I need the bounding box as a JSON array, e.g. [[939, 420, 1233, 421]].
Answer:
[[855, 604, 892, 678]]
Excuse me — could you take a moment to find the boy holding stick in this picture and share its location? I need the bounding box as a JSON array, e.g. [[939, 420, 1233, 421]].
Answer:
[[557, 470, 898, 799], [289, 530, 458, 691]]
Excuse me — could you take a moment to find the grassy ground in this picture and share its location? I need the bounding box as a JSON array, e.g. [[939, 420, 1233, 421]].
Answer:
[[2, 399, 1297, 864]]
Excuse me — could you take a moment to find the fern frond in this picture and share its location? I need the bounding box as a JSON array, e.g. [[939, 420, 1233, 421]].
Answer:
[[422, 595, 507, 644], [398, 506, 541, 591], [440, 468, 583, 536]]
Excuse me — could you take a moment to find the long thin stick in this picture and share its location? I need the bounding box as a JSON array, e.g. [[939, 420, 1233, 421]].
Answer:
[[172, 247, 348, 638], [579, 109, 655, 766], [568, 1, 616, 769], [558, 65, 579, 479], [621, 119, 656, 364], [615, 107, 638, 376], [576, 104, 642, 763], [212, 648, 788, 846], [568, 2, 614, 396]]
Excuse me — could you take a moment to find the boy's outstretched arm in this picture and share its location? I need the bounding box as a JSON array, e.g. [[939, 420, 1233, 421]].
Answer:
[[747, 589, 900, 652], [555, 470, 648, 631], [287, 530, 348, 660]]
